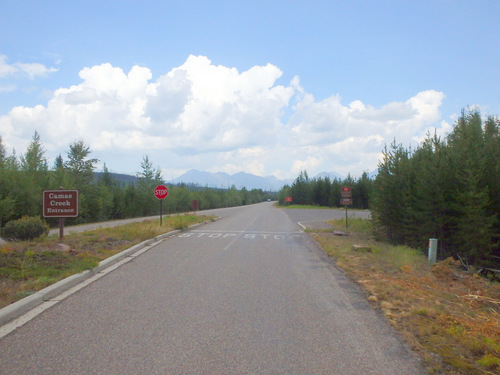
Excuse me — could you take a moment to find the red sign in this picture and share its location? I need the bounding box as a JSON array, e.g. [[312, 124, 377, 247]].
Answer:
[[154, 185, 169, 200], [285, 196, 293, 202], [341, 186, 352, 198], [43, 190, 79, 217]]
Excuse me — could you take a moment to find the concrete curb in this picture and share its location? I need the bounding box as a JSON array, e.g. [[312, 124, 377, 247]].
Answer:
[[0, 216, 220, 326]]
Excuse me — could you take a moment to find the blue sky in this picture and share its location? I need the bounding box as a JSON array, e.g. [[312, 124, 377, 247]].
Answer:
[[1, 1, 499, 180]]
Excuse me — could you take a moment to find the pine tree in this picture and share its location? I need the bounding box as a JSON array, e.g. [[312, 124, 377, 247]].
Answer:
[[371, 141, 415, 244], [312, 177, 331, 206], [136, 155, 163, 216], [0, 137, 15, 225], [64, 140, 99, 222], [355, 172, 372, 209], [291, 170, 311, 205], [482, 116, 500, 257], [65, 140, 99, 188], [410, 133, 454, 254], [446, 110, 496, 265], [19, 131, 49, 216], [0, 136, 6, 168]]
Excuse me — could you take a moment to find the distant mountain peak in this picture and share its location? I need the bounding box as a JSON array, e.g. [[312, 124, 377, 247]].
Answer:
[[169, 170, 291, 191], [314, 171, 344, 180]]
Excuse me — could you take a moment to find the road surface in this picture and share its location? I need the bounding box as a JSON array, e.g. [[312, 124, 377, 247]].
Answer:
[[0, 203, 424, 374]]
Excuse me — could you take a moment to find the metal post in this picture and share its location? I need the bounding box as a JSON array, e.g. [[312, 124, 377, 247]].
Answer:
[[159, 200, 163, 226], [428, 238, 437, 264]]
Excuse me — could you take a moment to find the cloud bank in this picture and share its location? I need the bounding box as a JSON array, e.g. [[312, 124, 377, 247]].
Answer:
[[0, 55, 447, 179]]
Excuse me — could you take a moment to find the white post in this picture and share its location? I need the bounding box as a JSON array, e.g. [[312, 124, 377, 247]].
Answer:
[[428, 238, 438, 265]]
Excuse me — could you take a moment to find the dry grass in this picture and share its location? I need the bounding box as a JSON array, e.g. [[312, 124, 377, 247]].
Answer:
[[0, 214, 214, 309], [312, 218, 500, 375]]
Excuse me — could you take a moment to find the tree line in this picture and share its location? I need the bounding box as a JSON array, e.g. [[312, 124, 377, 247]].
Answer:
[[279, 109, 499, 267], [277, 170, 373, 209], [371, 110, 499, 267], [0, 133, 274, 228]]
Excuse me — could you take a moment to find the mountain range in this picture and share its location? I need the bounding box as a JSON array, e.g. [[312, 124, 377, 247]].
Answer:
[[167, 169, 366, 191], [98, 169, 377, 191], [169, 169, 292, 191]]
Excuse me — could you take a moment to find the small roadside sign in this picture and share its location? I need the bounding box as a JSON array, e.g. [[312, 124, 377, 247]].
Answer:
[[340, 198, 353, 206], [341, 186, 352, 198], [43, 190, 79, 218], [191, 200, 199, 212], [154, 185, 168, 226], [43, 189, 79, 239], [340, 187, 352, 230], [285, 197, 293, 202]]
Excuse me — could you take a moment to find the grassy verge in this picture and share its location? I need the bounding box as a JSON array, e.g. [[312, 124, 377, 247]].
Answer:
[[280, 204, 334, 209], [311, 218, 500, 375], [279, 204, 368, 211], [0, 214, 214, 309]]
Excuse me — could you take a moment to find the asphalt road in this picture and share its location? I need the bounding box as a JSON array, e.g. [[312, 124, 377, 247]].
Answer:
[[0, 203, 424, 374]]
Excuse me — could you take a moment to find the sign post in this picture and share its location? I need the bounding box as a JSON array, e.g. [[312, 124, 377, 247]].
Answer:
[[191, 200, 199, 213], [43, 190, 79, 239], [154, 185, 169, 225], [340, 187, 352, 230]]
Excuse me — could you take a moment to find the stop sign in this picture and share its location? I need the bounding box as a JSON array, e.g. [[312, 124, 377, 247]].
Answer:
[[154, 185, 168, 199]]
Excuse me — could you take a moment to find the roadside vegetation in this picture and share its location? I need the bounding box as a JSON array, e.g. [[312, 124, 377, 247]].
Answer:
[[311, 217, 499, 375], [278, 204, 335, 210], [278, 170, 373, 209], [0, 214, 213, 309], [280, 109, 499, 270], [280, 108, 500, 374], [0, 135, 275, 229]]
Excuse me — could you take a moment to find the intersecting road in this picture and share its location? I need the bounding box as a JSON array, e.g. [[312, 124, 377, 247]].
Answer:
[[0, 203, 424, 374]]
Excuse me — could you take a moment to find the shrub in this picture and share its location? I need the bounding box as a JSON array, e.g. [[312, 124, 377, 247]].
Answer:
[[1, 216, 50, 241]]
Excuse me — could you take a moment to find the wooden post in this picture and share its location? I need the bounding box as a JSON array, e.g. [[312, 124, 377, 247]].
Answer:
[[345, 204, 348, 231], [59, 218, 64, 239]]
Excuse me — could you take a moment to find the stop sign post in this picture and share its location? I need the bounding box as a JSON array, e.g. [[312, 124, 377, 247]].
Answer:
[[154, 185, 168, 225]]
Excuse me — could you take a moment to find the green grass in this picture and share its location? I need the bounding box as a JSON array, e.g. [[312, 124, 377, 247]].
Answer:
[[280, 204, 333, 209], [376, 244, 426, 270], [280, 204, 369, 212], [344, 217, 373, 234]]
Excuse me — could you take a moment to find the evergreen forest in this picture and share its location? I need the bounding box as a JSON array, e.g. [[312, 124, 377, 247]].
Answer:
[[279, 110, 499, 268], [0, 136, 274, 229], [1, 109, 498, 268]]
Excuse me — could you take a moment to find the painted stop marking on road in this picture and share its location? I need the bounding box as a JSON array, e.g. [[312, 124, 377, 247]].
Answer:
[[154, 185, 168, 199]]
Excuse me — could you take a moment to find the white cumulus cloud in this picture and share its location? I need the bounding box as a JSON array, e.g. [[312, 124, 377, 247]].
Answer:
[[0, 55, 448, 179], [0, 55, 58, 78]]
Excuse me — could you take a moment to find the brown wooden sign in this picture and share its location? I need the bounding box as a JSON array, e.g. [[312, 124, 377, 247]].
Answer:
[[191, 200, 199, 211], [43, 190, 79, 217], [340, 198, 353, 206]]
